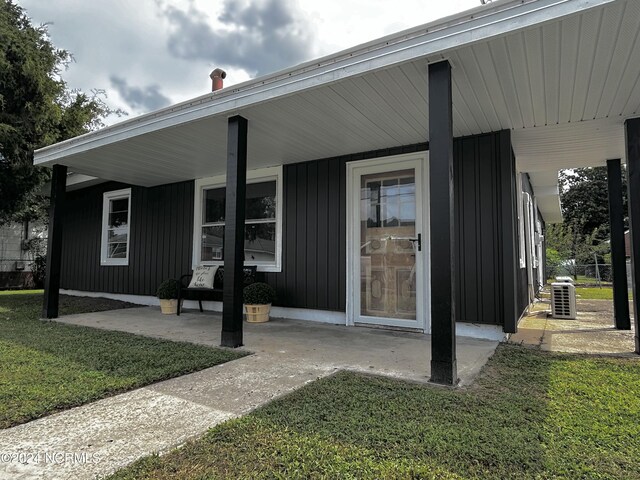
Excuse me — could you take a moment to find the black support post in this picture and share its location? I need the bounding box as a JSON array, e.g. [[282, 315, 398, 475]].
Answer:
[[428, 60, 457, 385], [221, 115, 248, 348], [625, 118, 640, 352], [606, 158, 631, 330], [42, 164, 67, 319]]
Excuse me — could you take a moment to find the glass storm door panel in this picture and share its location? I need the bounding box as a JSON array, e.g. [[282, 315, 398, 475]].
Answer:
[[359, 169, 418, 323]]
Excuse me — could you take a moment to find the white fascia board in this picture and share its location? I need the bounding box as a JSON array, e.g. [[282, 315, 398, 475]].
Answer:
[[40, 173, 104, 196], [34, 0, 615, 166], [66, 173, 104, 190]]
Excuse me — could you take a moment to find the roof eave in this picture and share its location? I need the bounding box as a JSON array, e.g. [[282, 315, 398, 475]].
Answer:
[[34, 0, 616, 166]]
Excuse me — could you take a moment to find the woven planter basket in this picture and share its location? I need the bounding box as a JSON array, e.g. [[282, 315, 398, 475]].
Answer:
[[244, 304, 271, 323]]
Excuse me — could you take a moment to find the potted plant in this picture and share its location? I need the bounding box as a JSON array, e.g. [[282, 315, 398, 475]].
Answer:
[[243, 282, 276, 323], [156, 279, 181, 314]]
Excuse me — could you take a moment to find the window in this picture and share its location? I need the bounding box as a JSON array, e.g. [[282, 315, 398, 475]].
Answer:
[[193, 167, 282, 272], [101, 188, 131, 266], [364, 172, 416, 228]]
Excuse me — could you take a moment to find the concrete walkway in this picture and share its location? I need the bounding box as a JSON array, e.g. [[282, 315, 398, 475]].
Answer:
[[509, 298, 636, 355], [0, 308, 498, 480]]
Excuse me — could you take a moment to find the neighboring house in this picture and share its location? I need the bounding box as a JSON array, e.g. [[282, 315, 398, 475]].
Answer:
[[34, 0, 640, 383], [0, 221, 46, 289]]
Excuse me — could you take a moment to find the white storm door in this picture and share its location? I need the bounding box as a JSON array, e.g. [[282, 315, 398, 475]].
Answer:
[[347, 155, 426, 330]]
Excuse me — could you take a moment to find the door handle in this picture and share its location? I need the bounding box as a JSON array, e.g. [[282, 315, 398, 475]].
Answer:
[[409, 233, 421, 252]]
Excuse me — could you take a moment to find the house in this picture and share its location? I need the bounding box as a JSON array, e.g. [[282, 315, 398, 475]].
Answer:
[[34, 0, 640, 385], [0, 220, 46, 289]]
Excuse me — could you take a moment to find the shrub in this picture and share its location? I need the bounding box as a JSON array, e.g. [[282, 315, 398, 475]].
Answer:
[[25, 237, 47, 288], [31, 254, 47, 288], [156, 279, 180, 299], [243, 282, 276, 305]]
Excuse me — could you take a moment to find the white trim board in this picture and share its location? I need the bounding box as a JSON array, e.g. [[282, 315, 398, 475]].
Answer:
[[456, 323, 506, 342], [60, 290, 503, 340], [60, 290, 345, 324]]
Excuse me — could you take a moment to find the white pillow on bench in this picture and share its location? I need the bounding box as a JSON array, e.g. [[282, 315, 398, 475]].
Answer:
[[188, 265, 218, 289]]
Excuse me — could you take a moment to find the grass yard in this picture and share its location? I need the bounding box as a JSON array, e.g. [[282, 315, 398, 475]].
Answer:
[[543, 286, 631, 301], [575, 286, 614, 300], [0, 292, 247, 429], [0, 289, 44, 295], [111, 345, 640, 480]]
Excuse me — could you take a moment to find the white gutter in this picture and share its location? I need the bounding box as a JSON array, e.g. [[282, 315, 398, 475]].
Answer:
[[34, 0, 616, 165]]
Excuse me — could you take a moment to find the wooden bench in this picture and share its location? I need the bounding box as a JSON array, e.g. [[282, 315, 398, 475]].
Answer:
[[176, 266, 257, 315]]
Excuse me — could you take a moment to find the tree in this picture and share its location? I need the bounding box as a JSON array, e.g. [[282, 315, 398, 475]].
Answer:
[[0, 0, 120, 224], [559, 166, 627, 241], [552, 166, 628, 267]]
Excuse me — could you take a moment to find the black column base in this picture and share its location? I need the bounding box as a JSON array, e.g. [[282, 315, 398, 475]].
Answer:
[[616, 318, 632, 331], [221, 330, 243, 348], [635, 336, 640, 355], [430, 359, 458, 386], [42, 310, 59, 320]]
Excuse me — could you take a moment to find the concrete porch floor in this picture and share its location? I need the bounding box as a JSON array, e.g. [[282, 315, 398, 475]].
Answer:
[[55, 306, 499, 385], [1, 308, 499, 480]]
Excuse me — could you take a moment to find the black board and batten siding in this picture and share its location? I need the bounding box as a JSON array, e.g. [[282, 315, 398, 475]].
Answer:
[[60, 181, 194, 297], [60, 130, 521, 328], [454, 132, 511, 326], [265, 142, 429, 312]]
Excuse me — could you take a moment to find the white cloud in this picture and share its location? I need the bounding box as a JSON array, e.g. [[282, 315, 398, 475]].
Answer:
[[161, 0, 317, 76], [110, 76, 171, 112], [20, 0, 481, 122]]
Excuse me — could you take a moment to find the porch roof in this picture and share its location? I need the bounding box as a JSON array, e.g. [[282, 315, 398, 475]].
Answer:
[[34, 0, 637, 223]]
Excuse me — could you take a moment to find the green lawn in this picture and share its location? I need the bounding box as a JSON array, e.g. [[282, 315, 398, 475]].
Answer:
[[574, 275, 613, 286], [575, 286, 614, 300], [545, 286, 631, 301], [0, 289, 44, 295], [110, 345, 640, 480], [0, 293, 247, 429]]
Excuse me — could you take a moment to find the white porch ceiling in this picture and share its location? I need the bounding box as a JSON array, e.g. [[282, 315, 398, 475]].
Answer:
[[35, 0, 639, 223]]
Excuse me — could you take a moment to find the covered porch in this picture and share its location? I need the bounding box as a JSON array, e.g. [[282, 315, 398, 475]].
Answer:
[[54, 305, 498, 386], [35, 0, 640, 386]]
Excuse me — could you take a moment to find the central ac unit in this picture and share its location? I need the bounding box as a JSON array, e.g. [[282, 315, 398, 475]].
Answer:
[[551, 283, 577, 319]]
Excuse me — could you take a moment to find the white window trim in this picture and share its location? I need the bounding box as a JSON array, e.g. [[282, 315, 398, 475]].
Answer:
[[524, 192, 537, 268], [193, 166, 283, 273], [532, 198, 540, 269], [517, 173, 526, 269], [101, 188, 132, 266]]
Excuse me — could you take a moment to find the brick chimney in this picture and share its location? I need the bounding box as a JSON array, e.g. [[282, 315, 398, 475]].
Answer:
[[210, 68, 226, 92]]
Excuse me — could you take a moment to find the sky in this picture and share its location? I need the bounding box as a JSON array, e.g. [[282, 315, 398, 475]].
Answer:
[[19, 0, 482, 123]]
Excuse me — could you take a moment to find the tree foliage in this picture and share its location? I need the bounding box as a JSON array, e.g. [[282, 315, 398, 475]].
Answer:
[[547, 166, 627, 271], [0, 0, 120, 224], [559, 166, 625, 241]]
